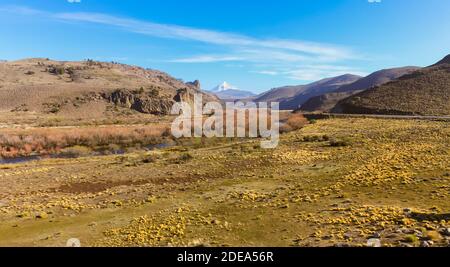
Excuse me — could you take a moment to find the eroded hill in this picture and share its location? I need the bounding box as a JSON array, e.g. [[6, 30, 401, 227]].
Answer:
[[0, 58, 215, 118]]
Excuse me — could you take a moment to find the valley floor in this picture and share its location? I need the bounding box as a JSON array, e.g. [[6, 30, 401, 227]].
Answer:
[[0, 118, 449, 247]]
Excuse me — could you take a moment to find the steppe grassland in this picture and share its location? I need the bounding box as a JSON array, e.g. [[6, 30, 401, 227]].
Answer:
[[0, 118, 449, 247]]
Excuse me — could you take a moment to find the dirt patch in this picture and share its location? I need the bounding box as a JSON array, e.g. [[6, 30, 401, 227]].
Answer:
[[56, 179, 149, 194]]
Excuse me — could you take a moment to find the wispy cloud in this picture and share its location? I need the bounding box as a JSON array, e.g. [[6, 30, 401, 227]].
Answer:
[[1, 5, 368, 82], [171, 50, 313, 64], [53, 12, 355, 61], [0, 5, 44, 15], [251, 70, 279, 76], [170, 55, 245, 63]]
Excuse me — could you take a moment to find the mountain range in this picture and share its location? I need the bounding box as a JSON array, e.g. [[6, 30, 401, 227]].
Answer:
[[1, 54, 449, 118], [254, 55, 449, 116], [300, 66, 420, 112], [253, 74, 361, 110]]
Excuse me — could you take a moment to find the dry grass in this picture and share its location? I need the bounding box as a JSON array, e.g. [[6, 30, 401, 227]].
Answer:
[[0, 125, 168, 158]]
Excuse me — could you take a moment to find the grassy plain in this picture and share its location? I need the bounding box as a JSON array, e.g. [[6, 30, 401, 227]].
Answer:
[[0, 117, 449, 247]]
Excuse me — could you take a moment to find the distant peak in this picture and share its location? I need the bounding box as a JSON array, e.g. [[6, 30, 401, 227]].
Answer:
[[211, 81, 238, 92]]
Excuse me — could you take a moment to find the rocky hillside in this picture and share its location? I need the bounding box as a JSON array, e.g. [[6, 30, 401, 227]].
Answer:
[[254, 74, 361, 110], [300, 67, 420, 112], [334, 55, 450, 116], [0, 58, 216, 117]]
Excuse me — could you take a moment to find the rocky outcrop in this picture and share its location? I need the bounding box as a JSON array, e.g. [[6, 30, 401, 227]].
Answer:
[[173, 88, 193, 103], [104, 88, 198, 115], [186, 80, 201, 90], [105, 89, 174, 115]]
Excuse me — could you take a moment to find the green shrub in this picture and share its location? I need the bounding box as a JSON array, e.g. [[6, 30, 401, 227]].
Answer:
[[329, 137, 352, 147], [302, 134, 329, 142], [404, 234, 419, 243]]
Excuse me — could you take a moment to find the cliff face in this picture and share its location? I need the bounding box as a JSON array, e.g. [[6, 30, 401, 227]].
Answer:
[[106, 88, 196, 115]]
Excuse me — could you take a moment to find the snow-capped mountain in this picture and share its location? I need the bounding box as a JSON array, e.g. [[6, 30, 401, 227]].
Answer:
[[210, 81, 239, 92], [209, 82, 256, 100]]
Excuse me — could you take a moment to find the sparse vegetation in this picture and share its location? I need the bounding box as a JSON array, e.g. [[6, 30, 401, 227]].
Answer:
[[1, 118, 449, 247]]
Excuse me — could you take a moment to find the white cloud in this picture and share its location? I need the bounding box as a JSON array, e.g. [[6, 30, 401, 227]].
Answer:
[[251, 70, 279, 76], [368, 0, 382, 3], [67, 0, 82, 3]]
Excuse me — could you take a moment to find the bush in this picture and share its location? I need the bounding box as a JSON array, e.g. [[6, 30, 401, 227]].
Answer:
[[426, 231, 442, 241], [48, 66, 65, 75], [141, 153, 159, 164], [329, 137, 352, 147], [280, 113, 309, 133], [404, 235, 419, 243], [148, 88, 159, 97], [172, 152, 193, 164], [302, 134, 329, 142], [0, 125, 168, 157]]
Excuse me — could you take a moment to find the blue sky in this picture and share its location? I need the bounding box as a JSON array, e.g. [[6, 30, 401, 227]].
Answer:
[[0, 0, 449, 93]]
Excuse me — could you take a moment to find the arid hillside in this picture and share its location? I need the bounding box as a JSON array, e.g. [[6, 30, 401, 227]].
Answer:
[[334, 55, 450, 116], [0, 58, 215, 118], [300, 67, 420, 112]]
